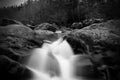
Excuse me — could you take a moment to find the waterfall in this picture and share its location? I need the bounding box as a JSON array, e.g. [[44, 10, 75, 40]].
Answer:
[[26, 38, 82, 80]]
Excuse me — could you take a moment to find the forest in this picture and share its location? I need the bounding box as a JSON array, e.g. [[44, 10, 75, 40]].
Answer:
[[0, 0, 120, 26]]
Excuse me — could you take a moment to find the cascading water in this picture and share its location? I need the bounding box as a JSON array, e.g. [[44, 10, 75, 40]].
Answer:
[[26, 38, 82, 80]]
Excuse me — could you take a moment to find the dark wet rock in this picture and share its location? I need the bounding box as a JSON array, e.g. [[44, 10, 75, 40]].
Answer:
[[71, 22, 83, 29], [0, 24, 43, 61], [66, 20, 120, 54], [34, 30, 59, 42], [66, 19, 120, 80], [0, 24, 33, 39], [34, 23, 58, 32], [0, 55, 32, 80], [0, 18, 23, 26], [73, 55, 103, 80], [83, 18, 104, 26], [66, 19, 120, 66]]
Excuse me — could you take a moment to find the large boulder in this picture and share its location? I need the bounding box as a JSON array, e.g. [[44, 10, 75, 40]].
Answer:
[[67, 19, 120, 78], [66, 20, 120, 54], [66, 20, 120, 80], [0, 24, 43, 61]]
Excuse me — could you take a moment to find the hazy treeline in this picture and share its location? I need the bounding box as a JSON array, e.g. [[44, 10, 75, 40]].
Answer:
[[0, 0, 120, 25]]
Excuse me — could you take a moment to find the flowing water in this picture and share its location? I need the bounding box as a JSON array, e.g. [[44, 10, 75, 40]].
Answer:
[[26, 38, 83, 80]]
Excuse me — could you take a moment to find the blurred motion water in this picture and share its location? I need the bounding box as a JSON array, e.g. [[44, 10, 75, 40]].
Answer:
[[26, 38, 87, 80]]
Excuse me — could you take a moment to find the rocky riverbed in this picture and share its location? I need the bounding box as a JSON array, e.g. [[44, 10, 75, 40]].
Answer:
[[0, 19, 120, 80]]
